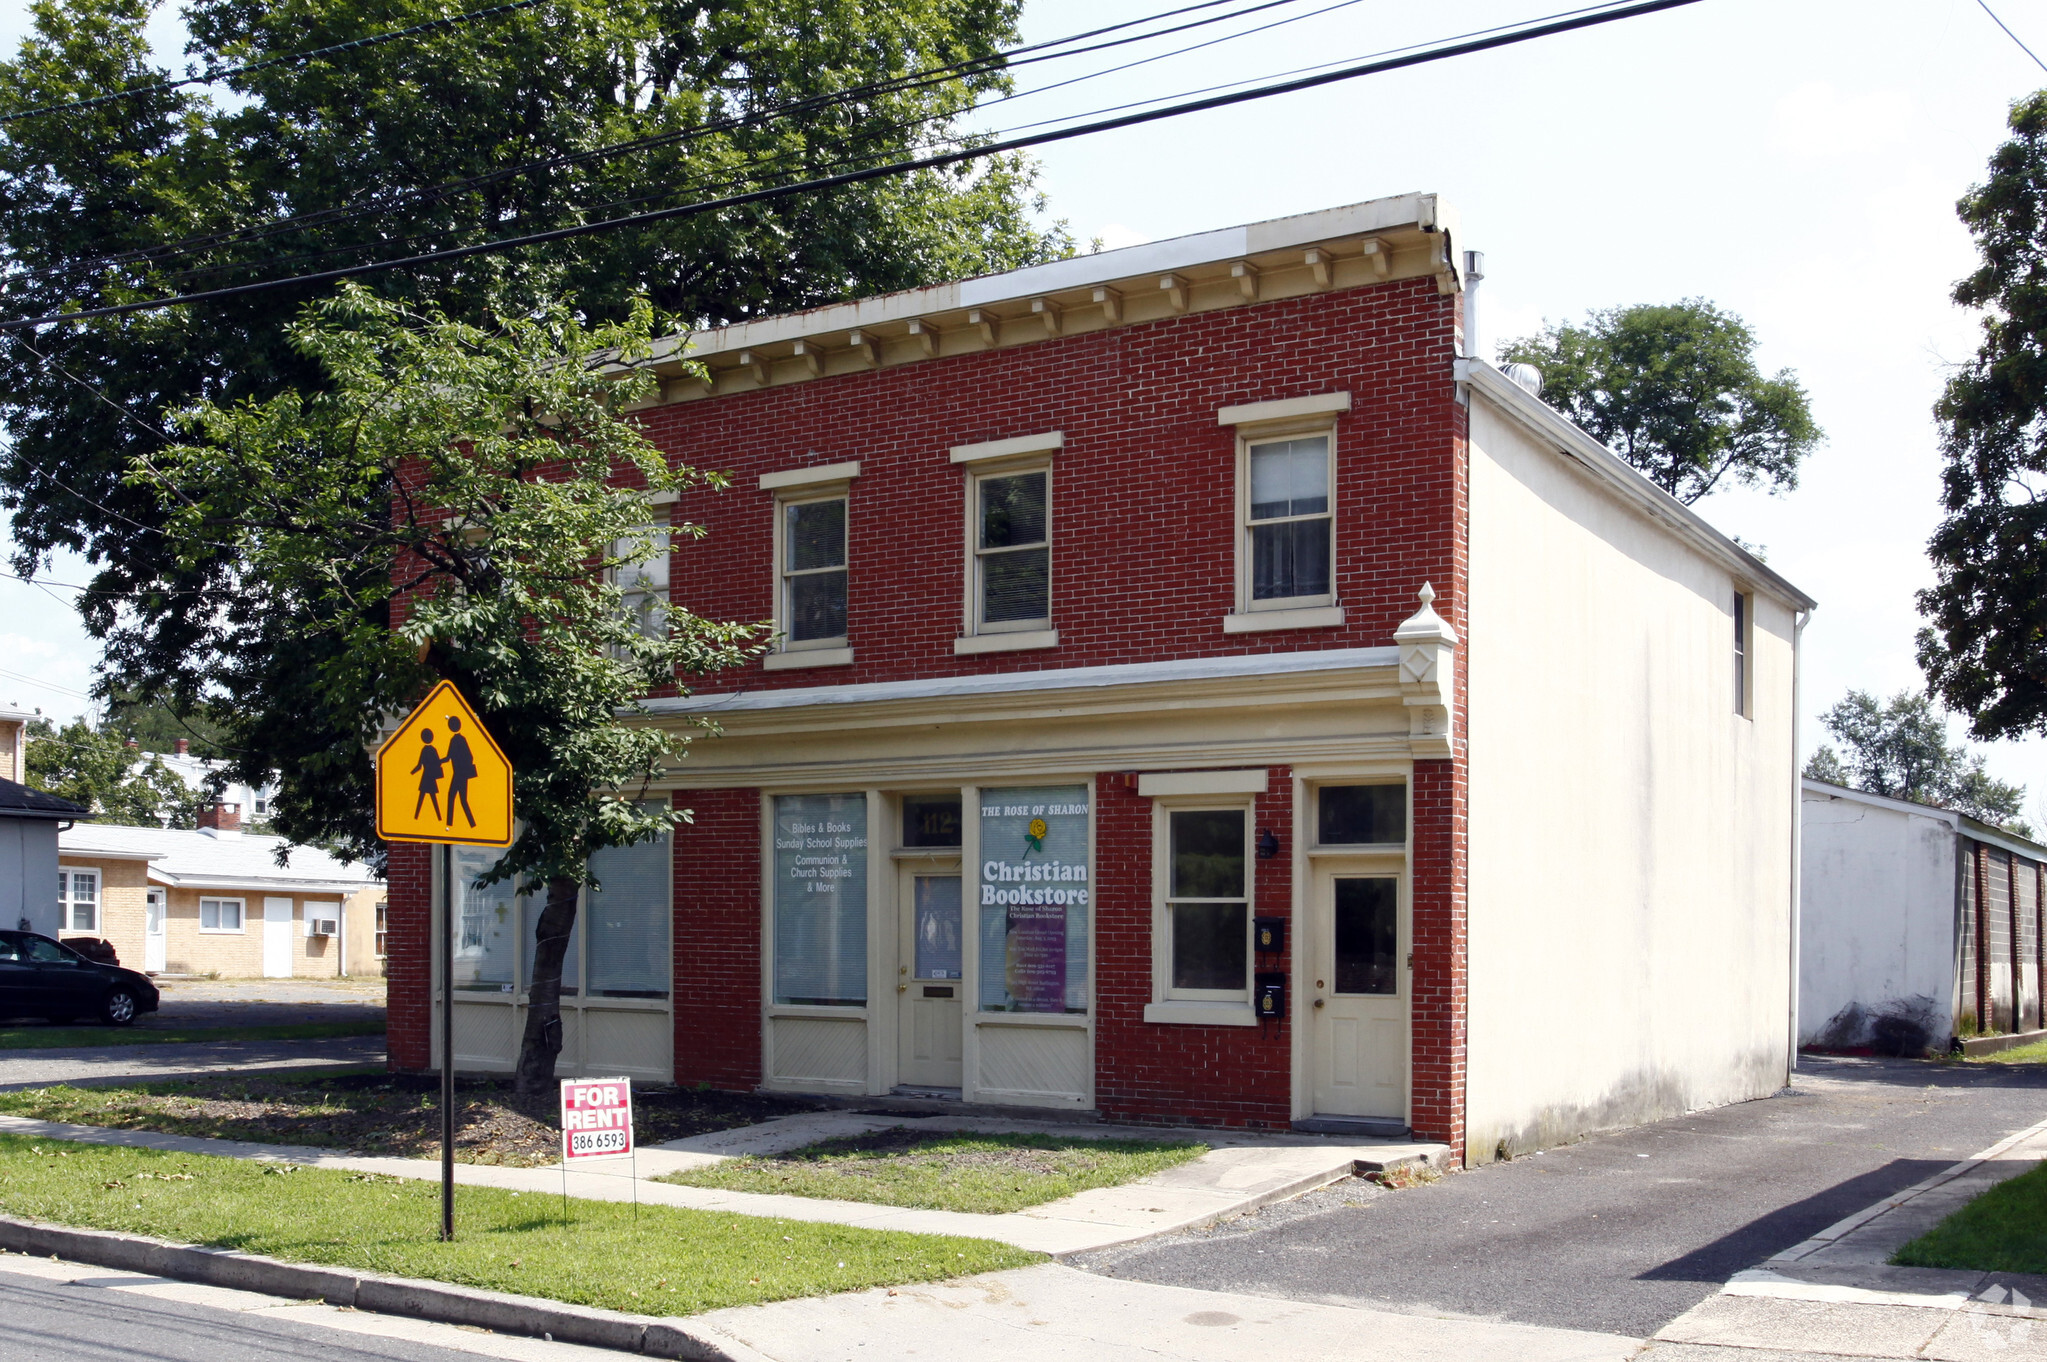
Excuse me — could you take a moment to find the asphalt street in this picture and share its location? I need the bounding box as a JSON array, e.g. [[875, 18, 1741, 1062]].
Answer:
[[0, 1261, 617, 1362], [0, 1033, 385, 1091], [1069, 1055, 2047, 1339]]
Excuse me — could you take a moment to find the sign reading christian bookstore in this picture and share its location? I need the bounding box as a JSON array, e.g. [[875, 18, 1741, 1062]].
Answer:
[[978, 785, 1089, 1014]]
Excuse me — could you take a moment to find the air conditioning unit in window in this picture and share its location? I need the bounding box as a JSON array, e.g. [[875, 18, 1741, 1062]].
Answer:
[[306, 917, 339, 938]]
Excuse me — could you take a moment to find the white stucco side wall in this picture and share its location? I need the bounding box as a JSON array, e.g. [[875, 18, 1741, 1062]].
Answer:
[[1463, 390, 1799, 1164], [1797, 787, 1958, 1052]]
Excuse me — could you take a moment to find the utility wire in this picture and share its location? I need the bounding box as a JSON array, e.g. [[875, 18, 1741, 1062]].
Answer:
[[1, 0, 1706, 332], [0, 0, 552, 126], [66, 0, 1295, 278], [1975, 0, 2047, 73], [142, 0, 1380, 290]]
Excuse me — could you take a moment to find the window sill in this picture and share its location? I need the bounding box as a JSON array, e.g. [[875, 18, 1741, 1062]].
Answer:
[[1222, 605, 1345, 633], [764, 646, 854, 671], [954, 628, 1058, 655], [976, 1010, 1089, 1028], [1144, 1001, 1259, 1027], [198, 928, 245, 935]]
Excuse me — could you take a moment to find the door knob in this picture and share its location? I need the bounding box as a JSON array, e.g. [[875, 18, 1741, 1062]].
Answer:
[[1313, 998, 1326, 1009], [897, 983, 909, 993]]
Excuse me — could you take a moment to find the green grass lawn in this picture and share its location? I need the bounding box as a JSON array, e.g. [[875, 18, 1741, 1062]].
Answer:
[[0, 1133, 1036, 1315], [1893, 1160, 2047, 1274], [658, 1128, 1208, 1215], [1967, 1036, 2047, 1064], [0, 1021, 384, 1050]]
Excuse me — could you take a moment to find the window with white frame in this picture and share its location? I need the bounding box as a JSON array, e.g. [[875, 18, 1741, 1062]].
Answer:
[[200, 897, 245, 932], [57, 868, 98, 932], [778, 494, 848, 648], [374, 902, 389, 958], [970, 466, 1051, 631], [1161, 806, 1250, 1000], [1243, 434, 1333, 607], [609, 521, 670, 646]]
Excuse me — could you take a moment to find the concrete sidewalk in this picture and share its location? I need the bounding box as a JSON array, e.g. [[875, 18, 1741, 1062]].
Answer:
[[1639, 1116, 2047, 1359], [0, 1109, 1444, 1255]]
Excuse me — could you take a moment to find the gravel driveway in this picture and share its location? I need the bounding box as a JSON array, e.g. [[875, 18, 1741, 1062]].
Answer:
[[1068, 1055, 2047, 1338]]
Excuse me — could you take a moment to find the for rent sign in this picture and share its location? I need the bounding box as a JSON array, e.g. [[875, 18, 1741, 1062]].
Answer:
[[558, 1077, 634, 1162]]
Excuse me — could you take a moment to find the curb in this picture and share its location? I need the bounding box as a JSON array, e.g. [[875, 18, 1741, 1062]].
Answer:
[[1959, 1029, 2047, 1058], [0, 1214, 749, 1361]]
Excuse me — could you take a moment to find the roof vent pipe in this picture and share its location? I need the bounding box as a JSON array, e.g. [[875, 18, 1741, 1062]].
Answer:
[[1461, 250, 1485, 361]]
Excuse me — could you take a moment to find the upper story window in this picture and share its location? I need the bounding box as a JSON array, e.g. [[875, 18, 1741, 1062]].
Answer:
[[609, 521, 670, 645], [975, 468, 1050, 630], [1246, 434, 1332, 604], [780, 495, 848, 648], [57, 868, 98, 932], [1733, 591, 1752, 718]]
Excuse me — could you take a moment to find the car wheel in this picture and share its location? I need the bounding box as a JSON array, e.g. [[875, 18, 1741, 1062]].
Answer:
[[101, 988, 138, 1027]]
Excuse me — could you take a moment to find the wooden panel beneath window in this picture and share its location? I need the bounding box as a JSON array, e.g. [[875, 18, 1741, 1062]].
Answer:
[[975, 1022, 1089, 1107], [770, 1015, 867, 1089]]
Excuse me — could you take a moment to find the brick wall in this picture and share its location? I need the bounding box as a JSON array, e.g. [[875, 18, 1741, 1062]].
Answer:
[[1093, 766, 1297, 1128], [672, 787, 764, 1090], [640, 276, 1463, 698], [386, 841, 432, 1071]]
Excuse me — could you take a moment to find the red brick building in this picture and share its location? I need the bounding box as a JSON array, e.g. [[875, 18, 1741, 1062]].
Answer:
[[388, 194, 1814, 1165]]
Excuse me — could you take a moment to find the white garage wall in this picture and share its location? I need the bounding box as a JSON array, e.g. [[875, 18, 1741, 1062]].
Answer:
[[1797, 785, 1957, 1052], [1463, 387, 1799, 1163]]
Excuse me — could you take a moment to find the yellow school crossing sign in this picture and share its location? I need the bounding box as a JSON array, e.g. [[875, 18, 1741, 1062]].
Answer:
[[375, 681, 514, 847]]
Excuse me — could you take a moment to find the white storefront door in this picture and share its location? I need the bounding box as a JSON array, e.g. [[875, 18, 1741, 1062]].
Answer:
[[261, 897, 294, 978], [896, 860, 964, 1090], [144, 890, 166, 973], [1308, 866, 1409, 1120]]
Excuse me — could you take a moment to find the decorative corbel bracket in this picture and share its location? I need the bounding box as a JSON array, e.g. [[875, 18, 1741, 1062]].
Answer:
[[1393, 581, 1458, 759]]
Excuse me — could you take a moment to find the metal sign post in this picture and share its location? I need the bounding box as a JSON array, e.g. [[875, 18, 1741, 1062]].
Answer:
[[441, 841, 456, 1242], [373, 679, 515, 1247]]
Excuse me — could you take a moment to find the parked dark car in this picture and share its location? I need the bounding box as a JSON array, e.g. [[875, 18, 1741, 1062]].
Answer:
[[0, 930, 160, 1026]]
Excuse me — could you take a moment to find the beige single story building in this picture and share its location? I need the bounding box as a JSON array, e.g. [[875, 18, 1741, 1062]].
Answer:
[[58, 804, 383, 977]]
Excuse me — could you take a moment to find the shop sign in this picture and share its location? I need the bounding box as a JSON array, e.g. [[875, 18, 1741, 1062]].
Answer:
[[978, 787, 1089, 1013], [559, 1077, 634, 1162]]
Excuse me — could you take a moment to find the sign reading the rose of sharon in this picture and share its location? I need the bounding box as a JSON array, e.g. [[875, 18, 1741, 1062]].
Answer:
[[558, 1077, 634, 1162]]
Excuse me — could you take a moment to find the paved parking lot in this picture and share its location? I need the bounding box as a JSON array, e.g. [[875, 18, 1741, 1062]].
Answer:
[[1069, 1056, 2047, 1338]]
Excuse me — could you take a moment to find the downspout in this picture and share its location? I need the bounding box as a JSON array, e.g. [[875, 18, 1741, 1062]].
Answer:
[[338, 897, 347, 979], [1788, 607, 1810, 1079]]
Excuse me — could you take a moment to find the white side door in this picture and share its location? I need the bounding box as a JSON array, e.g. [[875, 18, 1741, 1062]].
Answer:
[[896, 860, 964, 1090], [261, 897, 294, 978], [144, 890, 166, 973], [1309, 866, 1409, 1120]]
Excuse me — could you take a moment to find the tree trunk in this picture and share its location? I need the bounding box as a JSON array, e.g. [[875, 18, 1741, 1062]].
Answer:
[[514, 876, 580, 1096]]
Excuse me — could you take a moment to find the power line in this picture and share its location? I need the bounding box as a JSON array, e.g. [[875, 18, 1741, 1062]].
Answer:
[[1, 0, 1707, 332], [63, 0, 1292, 279], [1975, 0, 2047, 73], [0, 0, 553, 126], [135, 0, 1378, 291]]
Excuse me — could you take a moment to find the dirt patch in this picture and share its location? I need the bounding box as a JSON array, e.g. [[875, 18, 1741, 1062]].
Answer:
[[0, 1072, 824, 1167], [776, 1127, 1124, 1179]]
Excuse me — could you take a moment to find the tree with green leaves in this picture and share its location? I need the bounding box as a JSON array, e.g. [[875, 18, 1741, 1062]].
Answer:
[[1498, 300, 1821, 504], [1804, 688, 2030, 834], [0, 0, 1067, 699], [130, 285, 762, 1091], [1919, 92, 2047, 746], [23, 715, 208, 827]]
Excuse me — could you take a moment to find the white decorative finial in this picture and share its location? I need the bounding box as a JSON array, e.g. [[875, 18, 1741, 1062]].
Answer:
[[1417, 581, 1434, 607]]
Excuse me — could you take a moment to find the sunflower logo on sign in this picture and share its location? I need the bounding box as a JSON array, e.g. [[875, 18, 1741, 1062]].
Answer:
[[1025, 817, 1048, 854]]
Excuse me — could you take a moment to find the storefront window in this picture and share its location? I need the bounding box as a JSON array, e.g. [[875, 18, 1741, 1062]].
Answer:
[[452, 847, 517, 992], [773, 793, 868, 1006], [585, 813, 672, 999], [977, 785, 1089, 1014]]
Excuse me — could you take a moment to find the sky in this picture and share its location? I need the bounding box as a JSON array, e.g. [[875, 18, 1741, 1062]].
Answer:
[[1, 0, 2044, 813]]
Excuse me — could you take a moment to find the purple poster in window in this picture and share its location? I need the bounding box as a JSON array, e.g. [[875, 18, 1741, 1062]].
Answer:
[[1005, 900, 1068, 1013]]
